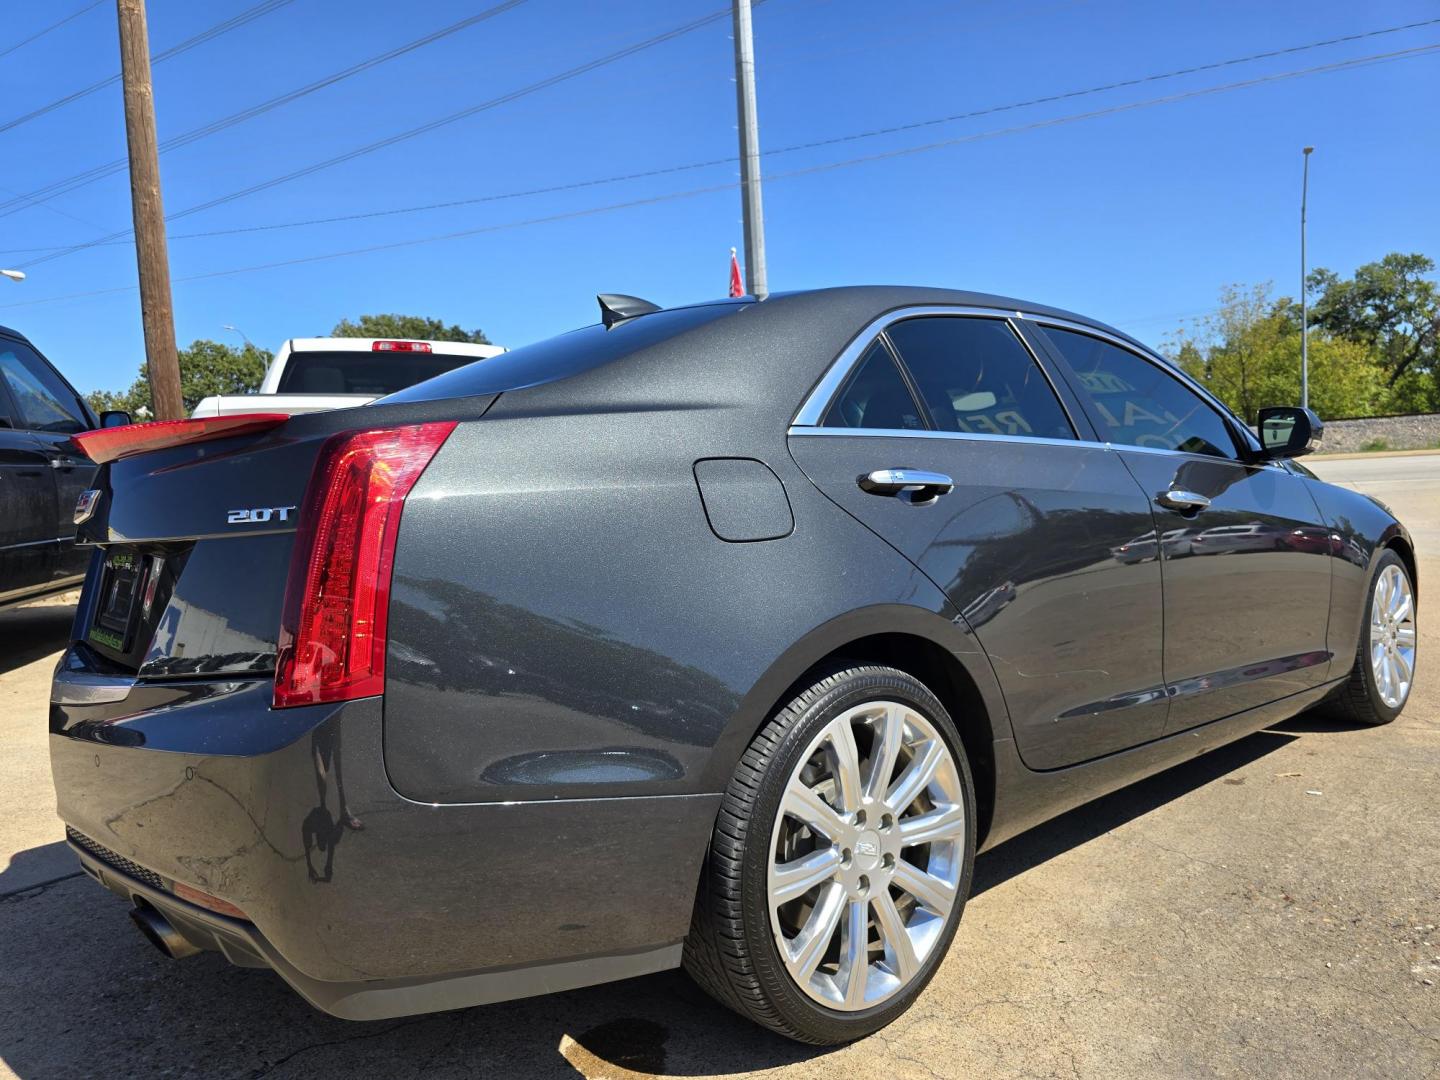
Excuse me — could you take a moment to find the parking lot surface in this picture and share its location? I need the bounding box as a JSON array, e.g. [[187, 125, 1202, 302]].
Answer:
[[1, 454, 1436, 1079]]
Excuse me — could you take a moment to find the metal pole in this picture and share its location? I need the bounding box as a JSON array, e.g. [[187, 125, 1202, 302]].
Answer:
[[116, 0, 184, 421], [731, 0, 767, 299], [1300, 146, 1313, 410]]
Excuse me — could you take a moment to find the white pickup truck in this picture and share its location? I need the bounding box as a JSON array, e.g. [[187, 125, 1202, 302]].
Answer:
[[191, 336, 505, 417]]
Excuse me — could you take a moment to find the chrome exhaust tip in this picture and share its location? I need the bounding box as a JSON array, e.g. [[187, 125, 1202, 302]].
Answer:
[[129, 904, 200, 959]]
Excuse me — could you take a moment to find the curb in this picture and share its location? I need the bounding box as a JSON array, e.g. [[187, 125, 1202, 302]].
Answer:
[[1311, 449, 1440, 462]]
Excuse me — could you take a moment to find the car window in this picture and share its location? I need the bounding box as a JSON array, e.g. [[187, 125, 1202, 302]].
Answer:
[[276, 351, 480, 396], [0, 342, 87, 434], [885, 317, 1075, 440], [1038, 327, 1238, 459], [822, 340, 924, 430]]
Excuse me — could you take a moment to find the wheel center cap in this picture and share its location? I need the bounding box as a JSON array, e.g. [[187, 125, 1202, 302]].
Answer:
[[853, 830, 883, 871]]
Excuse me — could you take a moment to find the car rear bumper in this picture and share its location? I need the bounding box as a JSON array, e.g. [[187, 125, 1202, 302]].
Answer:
[[49, 681, 719, 1019]]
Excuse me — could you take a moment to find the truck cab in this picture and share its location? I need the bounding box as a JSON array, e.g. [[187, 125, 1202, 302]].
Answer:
[[0, 325, 98, 608], [192, 337, 505, 417]]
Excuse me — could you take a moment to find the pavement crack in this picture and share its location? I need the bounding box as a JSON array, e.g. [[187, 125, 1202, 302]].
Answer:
[[247, 1016, 434, 1078], [0, 869, 84, 902]]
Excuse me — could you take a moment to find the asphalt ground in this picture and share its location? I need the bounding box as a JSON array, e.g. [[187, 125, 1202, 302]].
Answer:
[[1, 453, 1436, 1079]]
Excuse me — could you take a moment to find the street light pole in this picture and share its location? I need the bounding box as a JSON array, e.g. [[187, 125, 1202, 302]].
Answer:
[[731, 0, 768, 299], [1300, 146, 1313, 410], [223, 324, 254, 348]]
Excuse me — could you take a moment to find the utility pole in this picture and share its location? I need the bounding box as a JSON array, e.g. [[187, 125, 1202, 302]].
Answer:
[[731, 0, 767, 299], [1300, 145, 1314, 410], [116, 0, 183, 421]]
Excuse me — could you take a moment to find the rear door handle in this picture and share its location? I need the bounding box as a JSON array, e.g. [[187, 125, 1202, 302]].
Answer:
[[859, 469, 954, 501], [1155, 488, 1211, 513], [49, 456, 87, 470]]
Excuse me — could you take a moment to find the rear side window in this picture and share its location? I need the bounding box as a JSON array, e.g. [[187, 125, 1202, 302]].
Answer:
[[1039, 327, 1238, 459], [822, 341, 924, 430], [0, 342, 87, 434], [885, 317, 1075, 440], [276, 351, 479, 396]]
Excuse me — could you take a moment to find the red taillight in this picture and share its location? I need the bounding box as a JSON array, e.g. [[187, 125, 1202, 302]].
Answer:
[[273, 421, 456, 709], [371, 340, 432, 352], [71, 413, 290, 465]]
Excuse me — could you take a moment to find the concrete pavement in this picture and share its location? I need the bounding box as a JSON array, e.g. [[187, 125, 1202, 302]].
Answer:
[[1, 455, 1436, 1079]]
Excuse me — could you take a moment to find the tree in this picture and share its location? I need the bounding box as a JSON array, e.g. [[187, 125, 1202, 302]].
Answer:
[[86, 339, 271, 417], [1170, 283, 1389, 423], [1308, 252, 1439, 398], [330, 314, 489, 344]]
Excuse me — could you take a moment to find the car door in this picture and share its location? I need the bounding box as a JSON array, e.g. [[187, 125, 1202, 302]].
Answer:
[[0, 338, 97, 584], [788, 309, 1169, 770], [0, 384, 59, 602], [1030, 322, 1334, 733]]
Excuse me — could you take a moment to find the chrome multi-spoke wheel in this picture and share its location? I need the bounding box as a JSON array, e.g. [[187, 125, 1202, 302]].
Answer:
[[1326, 549, 1416, 727], [767, 701, 966, 1010], [1369, 562, 1417, 709], [685, 666, 975, 1044]]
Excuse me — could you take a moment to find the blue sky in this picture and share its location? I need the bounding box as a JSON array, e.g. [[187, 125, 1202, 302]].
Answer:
[[1, 0, 1437, 395]]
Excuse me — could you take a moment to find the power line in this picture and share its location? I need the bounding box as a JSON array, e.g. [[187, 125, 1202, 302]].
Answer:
[[0, 0, 105, 62], [13, 2, 740, 271], [0, 0, 300, 136], [12, 9, 1436, 230], [6, 40, 1435, 312], [750, 15, 1440, 160], [7, 18, 1437, 260], [0, 0, 529, 219]]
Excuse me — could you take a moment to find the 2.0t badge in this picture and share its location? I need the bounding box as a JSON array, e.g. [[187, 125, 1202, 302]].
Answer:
[[227, 506, 297, 524]]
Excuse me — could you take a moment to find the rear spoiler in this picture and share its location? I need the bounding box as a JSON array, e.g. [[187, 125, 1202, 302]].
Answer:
[[71, 413, 291, 465]]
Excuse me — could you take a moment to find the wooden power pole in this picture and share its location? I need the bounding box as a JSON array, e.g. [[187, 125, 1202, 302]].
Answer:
[[116, 0, 183, 421]]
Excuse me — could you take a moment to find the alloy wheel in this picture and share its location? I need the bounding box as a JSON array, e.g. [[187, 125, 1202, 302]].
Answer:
[[766, 700, 966, 1010], [1369, 563, 1417, 709]]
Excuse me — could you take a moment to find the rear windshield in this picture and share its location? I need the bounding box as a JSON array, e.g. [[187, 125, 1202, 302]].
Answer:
[[276, 351, 482, 396], [380, 303, 750, 405]]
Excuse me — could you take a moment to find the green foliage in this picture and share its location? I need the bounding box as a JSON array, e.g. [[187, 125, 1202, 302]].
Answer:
[[1359, 438, 1391, 453], [1308, 253, 1438, 393], [330, 313, 489, 344], [1171, 283, 1390, 423], [85, 339, 271, 417]]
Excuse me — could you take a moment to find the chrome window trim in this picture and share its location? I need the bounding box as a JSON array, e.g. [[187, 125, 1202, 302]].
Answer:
[[787, 425, 1107, 451], [785, 424, 1261, 468], [791, 304, 1036, 428]]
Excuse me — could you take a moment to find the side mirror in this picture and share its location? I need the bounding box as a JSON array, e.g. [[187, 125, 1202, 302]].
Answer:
[[99, 410, 132, 428], [1257, 406, 1323, 459]]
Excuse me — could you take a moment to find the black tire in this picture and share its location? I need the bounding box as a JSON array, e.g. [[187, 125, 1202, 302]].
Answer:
[[683, 665, 976, 1044], [1324, 548, 1416, 726]]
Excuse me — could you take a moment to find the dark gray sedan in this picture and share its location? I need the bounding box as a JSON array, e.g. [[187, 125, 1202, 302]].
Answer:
[[50, 287, 1416, 1044]]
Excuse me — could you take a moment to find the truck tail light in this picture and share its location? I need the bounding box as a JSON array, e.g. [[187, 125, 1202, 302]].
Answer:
[[372, 340, 432, 352], [273, 421, 456, 708]]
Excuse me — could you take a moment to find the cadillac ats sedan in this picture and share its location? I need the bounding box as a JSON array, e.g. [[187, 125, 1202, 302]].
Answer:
[[50, 287, 1417, 1044]]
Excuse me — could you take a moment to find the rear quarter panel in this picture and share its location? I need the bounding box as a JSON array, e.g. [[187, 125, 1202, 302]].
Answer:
[[381, 400, 1001, 803]]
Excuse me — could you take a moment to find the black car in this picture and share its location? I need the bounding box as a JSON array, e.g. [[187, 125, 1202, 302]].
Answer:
[[0, 325, 100, 608], [49, 288, 1416, 1045]]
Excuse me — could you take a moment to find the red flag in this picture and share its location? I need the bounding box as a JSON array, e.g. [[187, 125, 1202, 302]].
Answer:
[[728, 246, 744, 298]]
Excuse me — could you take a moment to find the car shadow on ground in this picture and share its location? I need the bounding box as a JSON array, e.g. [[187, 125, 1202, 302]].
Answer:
[[0, 840, 81, 900], [972, 727, 1296, 896], [0, 727, 1301, 1079], [0, 601, 73, 676]]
